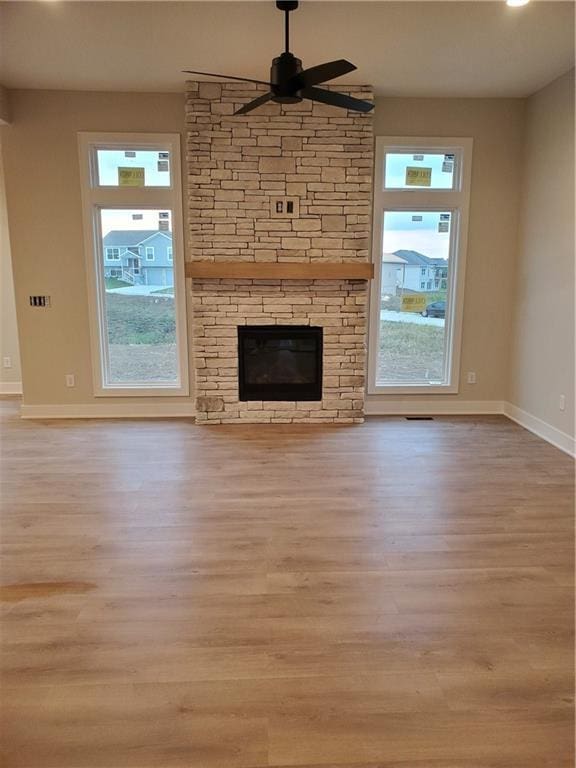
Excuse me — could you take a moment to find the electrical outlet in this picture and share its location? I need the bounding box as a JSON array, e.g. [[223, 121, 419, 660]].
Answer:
[[467, 371, 476, 384], [65, 374, 75, 388], [2, 356, 11, 369], [559, 394, 566, 412], [270, 196, 299, 219]]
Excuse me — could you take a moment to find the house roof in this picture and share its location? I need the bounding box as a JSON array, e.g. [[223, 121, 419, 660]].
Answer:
[[393, 250, 433, 266], [103, 230, 171, 247], [391, 250, 447, 267], [382, 252, 407, 265]]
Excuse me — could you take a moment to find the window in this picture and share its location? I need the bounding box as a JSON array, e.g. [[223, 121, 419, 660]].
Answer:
[[95, 149, 171, 187], [368, 137, 473, 393], [78, 133, 188, 396], [167, 247, 173, 261], [384, 151, 456, 190]]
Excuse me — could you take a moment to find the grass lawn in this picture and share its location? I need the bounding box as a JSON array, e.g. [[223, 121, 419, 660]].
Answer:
[[106, 293, 176, 345], [378, 319, 445, 383], [105, 277, 132, 290], [105, 293, 177, 382]]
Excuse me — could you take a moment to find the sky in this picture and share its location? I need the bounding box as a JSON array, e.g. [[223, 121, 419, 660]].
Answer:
[[97, 149, 173, 235], [383, 211, 451, 261], [382, 152, 455, 261], [384, 152, 455, 190], [97, 150, 171, 187], [100, 209, 171, 236]]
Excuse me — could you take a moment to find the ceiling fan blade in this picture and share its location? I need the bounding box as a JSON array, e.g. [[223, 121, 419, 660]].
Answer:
[[234, 91, 275, 115], [287, 59, 356, 90], [182, 70, 271, 86], [301, 87, 374, 113]]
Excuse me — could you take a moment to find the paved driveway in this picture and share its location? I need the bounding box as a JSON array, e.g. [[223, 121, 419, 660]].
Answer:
[[106, 285, 173, 297]]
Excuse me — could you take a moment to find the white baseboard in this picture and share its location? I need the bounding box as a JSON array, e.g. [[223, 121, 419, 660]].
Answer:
[[20, 402, 196, 419], [365, 397, 574, 457], [0, 381, 22, 395], [17, 398, 575, 457], [365, 398, 505, 416], [503, 402, 575, 458]]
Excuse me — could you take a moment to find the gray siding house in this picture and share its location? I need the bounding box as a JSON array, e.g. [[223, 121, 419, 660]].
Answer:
[[103, 230, 173, 286], [382, 249, 448, 294]]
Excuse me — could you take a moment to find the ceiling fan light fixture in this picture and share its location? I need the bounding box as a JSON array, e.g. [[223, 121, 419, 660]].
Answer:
[[183, 0, 374, 115]]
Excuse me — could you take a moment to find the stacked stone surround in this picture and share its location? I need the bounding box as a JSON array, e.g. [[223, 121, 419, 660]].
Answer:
[[186, 81, 374, 424]]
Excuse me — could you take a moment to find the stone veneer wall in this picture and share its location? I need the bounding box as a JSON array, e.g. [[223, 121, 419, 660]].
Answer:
[[186, 81, 373, 424]]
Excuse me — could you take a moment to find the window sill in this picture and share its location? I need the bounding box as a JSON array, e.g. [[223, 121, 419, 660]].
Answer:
[[94, 384, 189, 398], [368, 384, 459, 396]]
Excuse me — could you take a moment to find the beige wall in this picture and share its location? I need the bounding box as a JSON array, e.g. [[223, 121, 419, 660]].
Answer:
[[0, 136, 22, 389], [1, 89, 193, 407], [0, 87, 12, 125], [372, 97, 525, 405], [509, 69, 575, 438], [3, 89, 527, 410]]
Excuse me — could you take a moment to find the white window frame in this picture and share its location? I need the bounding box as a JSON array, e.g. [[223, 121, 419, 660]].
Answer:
[[78, 132, 189, 397], [167, 247, 173, 261], [105, 247, 121, 261], [368, 136, 473, 395], [145, 246, 155, 261]]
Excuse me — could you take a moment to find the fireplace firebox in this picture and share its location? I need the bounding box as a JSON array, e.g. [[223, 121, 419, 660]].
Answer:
[[238, 325, 323, 401]]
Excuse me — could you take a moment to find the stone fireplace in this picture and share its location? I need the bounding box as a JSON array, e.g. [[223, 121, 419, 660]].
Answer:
[[186, 81, 374, 423]]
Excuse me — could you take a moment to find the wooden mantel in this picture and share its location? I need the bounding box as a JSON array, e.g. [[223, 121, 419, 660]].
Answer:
[[185, 261, 374, 280]]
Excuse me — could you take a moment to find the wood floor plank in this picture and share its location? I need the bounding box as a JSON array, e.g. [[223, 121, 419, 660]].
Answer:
[[0, 400, 573, 767]]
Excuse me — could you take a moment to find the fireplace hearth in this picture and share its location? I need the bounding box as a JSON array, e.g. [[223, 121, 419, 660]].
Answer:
[[238, 326, 323, 401]]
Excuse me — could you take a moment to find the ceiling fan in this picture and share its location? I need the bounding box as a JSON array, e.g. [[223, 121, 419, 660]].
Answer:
[[183, 0, 374, 115]]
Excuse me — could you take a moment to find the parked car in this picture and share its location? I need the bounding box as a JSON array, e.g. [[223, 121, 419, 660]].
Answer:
[[421, 300, 446, 318]]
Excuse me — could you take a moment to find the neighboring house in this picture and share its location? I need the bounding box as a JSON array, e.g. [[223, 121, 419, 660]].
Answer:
[[382, 249, 448, 294], [102, 230, 173, 286], [381, 252, 407, 295]]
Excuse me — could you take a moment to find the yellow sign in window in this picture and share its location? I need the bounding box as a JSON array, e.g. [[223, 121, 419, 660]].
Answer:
[[401, 294, 427, 313], [118, 167, 145, 187], [405, 167, 432, 187]]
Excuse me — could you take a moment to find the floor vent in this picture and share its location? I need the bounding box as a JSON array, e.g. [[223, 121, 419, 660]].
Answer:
[[405, 416, 434, 420]]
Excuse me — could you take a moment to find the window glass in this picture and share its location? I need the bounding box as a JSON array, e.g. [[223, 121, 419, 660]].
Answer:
[[99, 208, 177, 386], [96, 149, 171, 187], [384, 152, 455, 189], [377, 210, 452, 386]]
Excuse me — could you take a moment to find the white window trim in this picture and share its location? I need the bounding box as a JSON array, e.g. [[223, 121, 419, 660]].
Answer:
[[145, 246, 155, 261], [167, 247, 173, 261], [78, 132, 189, 397], [368, 136, 473, 395], [105, 247, 121, 260]]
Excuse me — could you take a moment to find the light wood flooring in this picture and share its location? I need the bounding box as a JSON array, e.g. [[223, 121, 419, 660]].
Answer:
[[0, 399, 574, 767]]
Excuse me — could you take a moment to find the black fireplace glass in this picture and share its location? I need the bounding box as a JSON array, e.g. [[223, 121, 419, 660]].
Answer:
[[238, 325, 323, 401]]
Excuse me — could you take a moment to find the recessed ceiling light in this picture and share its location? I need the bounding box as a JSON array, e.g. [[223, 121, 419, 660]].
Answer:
[[506, 0, 530, 6]]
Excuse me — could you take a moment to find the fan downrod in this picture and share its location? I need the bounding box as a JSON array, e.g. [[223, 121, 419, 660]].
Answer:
[[273, 0, 302, 103]]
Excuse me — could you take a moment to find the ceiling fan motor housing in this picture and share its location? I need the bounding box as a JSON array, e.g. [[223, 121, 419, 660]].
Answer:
[[271, 52, 303, 102]]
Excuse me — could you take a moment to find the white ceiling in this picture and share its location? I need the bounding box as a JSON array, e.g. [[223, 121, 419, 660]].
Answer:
[[0, 1, 574, 97]]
